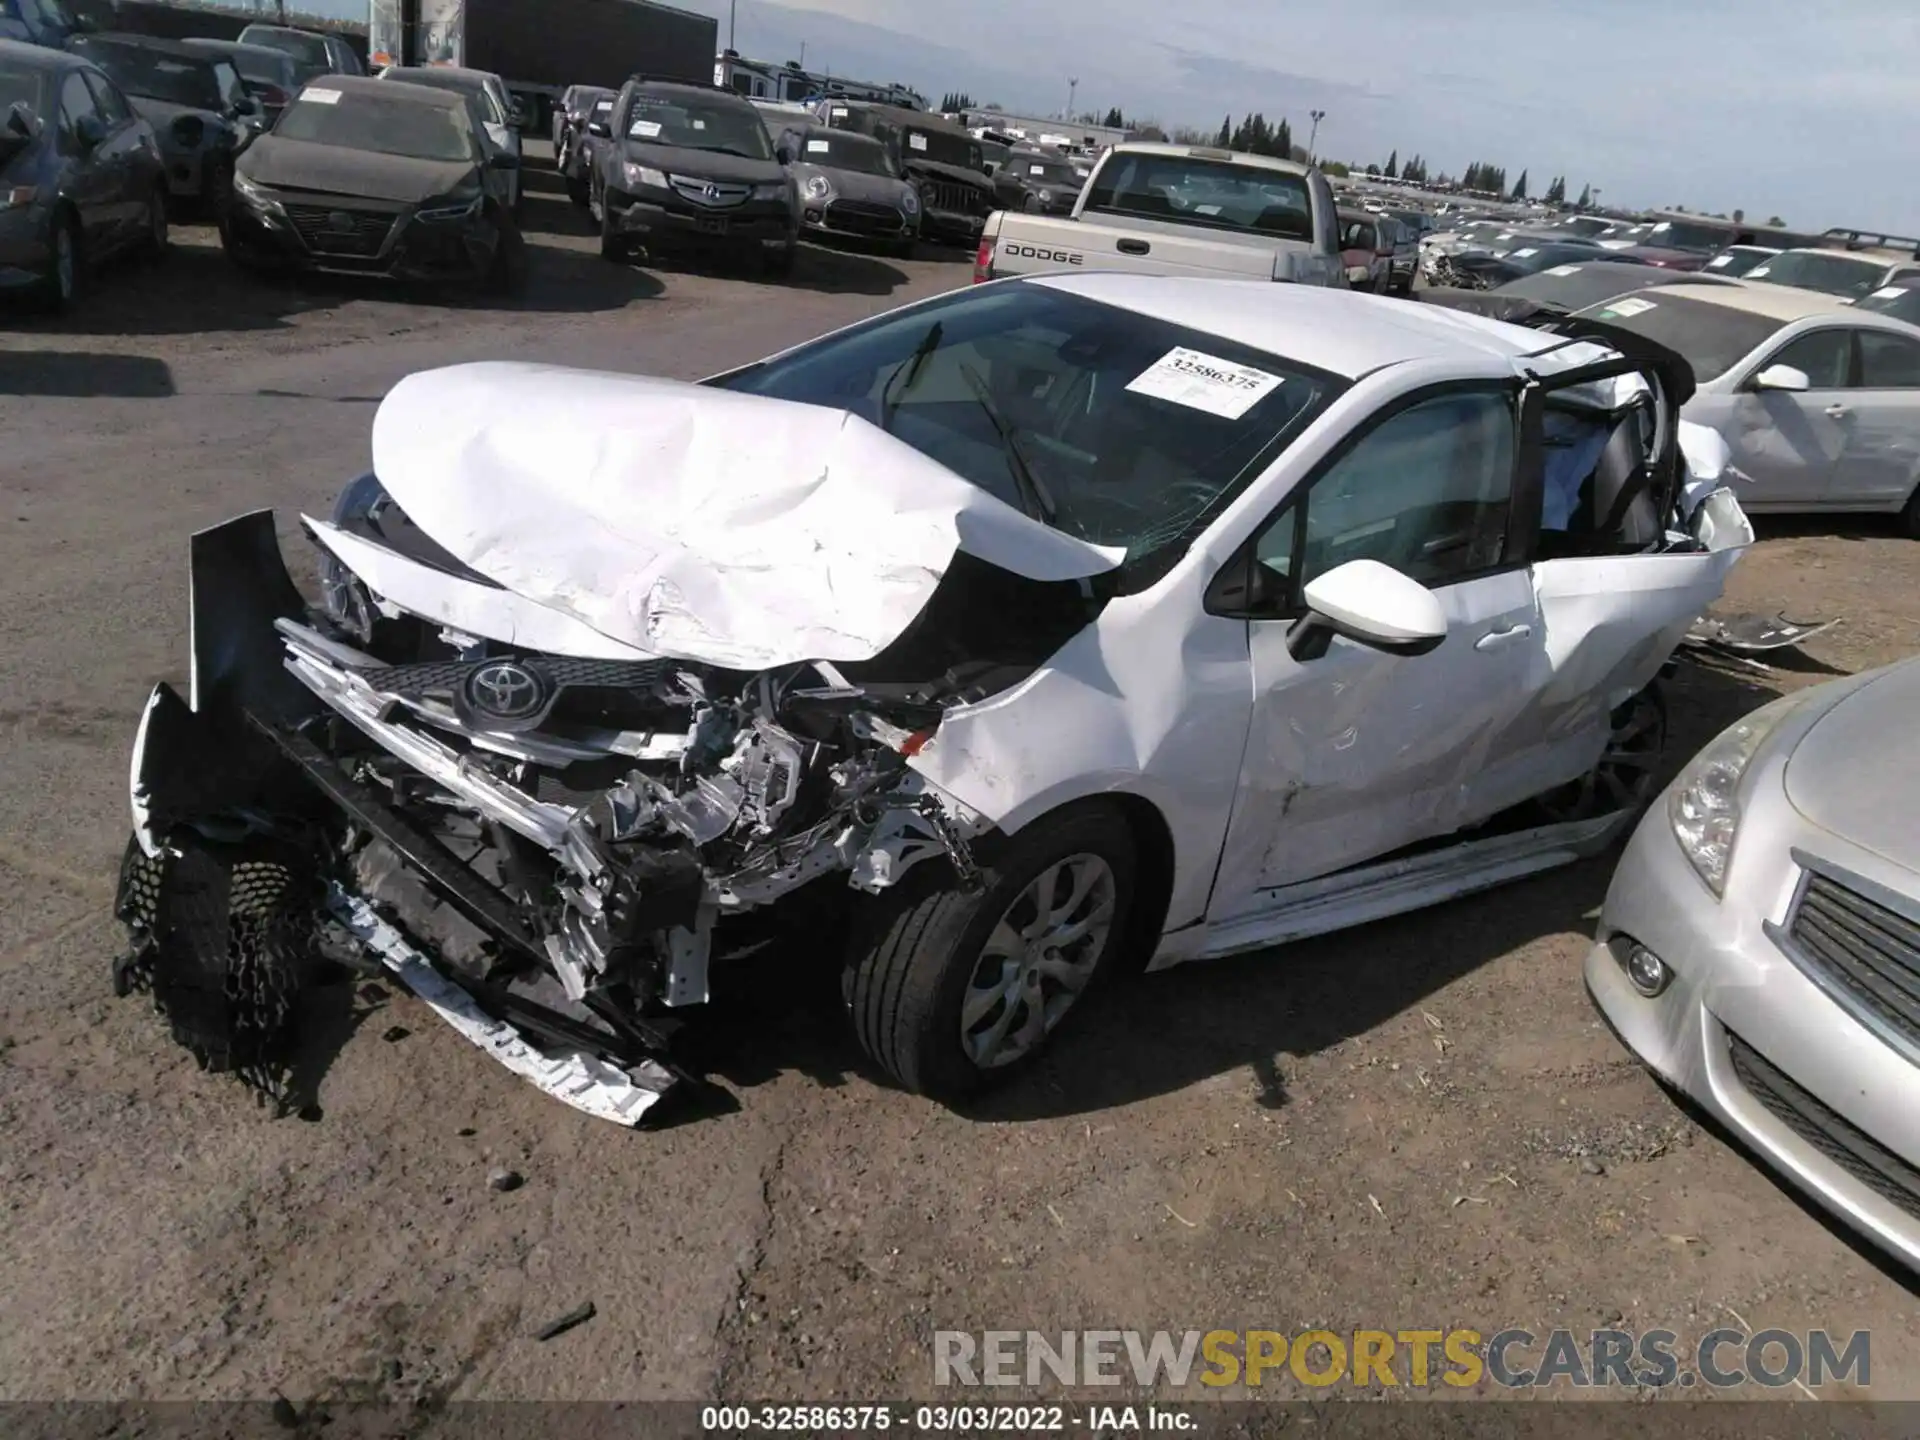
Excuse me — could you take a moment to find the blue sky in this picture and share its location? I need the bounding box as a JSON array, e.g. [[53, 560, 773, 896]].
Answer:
[[305, 0, 1920, 232]]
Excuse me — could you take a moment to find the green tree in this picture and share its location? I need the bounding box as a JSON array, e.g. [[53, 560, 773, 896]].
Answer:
[[1575, 182, 1592, 208], [1384, 148, 1398, 178], [1768, 215, 1785, 227], [1102, 106, 1125, 128], [1510, 168, 1529, 200], [1215, 114, 1231, 146]]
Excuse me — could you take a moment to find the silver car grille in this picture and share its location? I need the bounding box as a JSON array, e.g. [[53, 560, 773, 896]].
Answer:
[[1785, 868, 1920, 1055], [1726, 1029, 1920, 1221], [670, 176, 750, 208]]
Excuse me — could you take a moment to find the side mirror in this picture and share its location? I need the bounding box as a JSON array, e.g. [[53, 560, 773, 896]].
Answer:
[[74, 112, 106, 149], [488, 150, 520, 170], [586, 119, 610, 139], [1751, 363, 1810, 393], [775, 141, 794, 164], [1287, 558, 1447, 662], [508, 98, 525, 126], [5, 100, 37, 141]]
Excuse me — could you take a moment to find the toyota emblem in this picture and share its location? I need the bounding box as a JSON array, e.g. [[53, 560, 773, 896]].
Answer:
[[465, 660, 549, 721]]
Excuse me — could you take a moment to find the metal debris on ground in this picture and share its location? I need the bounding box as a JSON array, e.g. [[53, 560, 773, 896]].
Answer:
[[532, 1301, 596, 1340], [487, 1167, 524, 1193]]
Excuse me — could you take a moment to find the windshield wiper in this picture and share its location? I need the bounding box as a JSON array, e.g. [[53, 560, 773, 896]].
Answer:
[[876, 320, 942, 432], [958, 361, 1056, 525]]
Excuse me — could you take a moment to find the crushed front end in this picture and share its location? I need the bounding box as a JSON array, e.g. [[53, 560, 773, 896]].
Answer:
[[117, 503, 997, 1125]]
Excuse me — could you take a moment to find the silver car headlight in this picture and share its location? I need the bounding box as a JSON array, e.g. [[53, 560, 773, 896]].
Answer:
[[622, 161, 668, 190], [1667, 691, 1809, 896], [231, 169, 279, 211], [802, 174, 831, 201]]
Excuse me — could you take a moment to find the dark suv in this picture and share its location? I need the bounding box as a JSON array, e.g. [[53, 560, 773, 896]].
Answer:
[[587, 77, 797, 275]]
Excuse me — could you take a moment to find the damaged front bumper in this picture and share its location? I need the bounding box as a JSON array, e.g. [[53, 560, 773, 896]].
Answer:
[[119, 510, 984, 1126]]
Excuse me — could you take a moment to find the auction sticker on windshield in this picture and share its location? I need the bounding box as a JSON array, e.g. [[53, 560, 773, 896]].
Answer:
[[909, 133, 927, 151], [1872, 286, 1908, 300], [301, 88, 341, 105], [631, 119, 662, 137], [1126, 347, 1284, 420], [1545, 264, 1583, 276], [807, 139, 830, 153], [1601, 297, 1657, 318]]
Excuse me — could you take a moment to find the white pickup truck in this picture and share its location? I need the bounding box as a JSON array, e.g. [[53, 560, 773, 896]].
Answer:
[[973, 142, 1347, 286]]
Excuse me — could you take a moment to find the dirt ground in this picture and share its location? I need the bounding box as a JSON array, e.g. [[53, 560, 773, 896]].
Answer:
[[2, 148, 1916, 1414]]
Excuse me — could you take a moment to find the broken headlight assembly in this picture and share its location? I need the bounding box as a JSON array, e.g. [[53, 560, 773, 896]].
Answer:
[[1666, 691, 1806, 896]]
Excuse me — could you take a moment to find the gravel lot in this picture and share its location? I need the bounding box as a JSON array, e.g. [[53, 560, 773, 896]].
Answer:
[[2, 149, 1916, 1412]]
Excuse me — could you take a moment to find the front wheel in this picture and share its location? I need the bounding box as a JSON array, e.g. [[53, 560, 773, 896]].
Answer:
[[760, 240, 797, 278], [596, 183, 627, 261], [34, 208, 80, 312], [487, 215, 530, 295], [1531, 684, 1668, 825], [842, 802, 1138, 1102], [139, 187, 169, 262], [1900, 481, 1920, 540]]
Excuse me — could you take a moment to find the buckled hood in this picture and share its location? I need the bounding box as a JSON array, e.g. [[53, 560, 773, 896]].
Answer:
[[358, 362, 1125, 671]]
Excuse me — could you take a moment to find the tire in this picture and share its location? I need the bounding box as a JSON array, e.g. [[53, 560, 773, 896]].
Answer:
[[138, 186, 170, 262], [1900, 482, 1920, 540], [487, 214, 530, 296], [596, 182, 627, 262], [892, 236, 917, 261], [1531, 683, 1668, 825], [202, 157, 233, 225], [33, 207, 81, 312], [842, 801, 1140, 1102], [566, 171, 589, 207], [761, 240, 797, 278]]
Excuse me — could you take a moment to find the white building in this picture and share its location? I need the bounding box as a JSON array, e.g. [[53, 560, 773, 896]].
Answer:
[[714, 51, 925, 110], [953, 108, 1132, 151]]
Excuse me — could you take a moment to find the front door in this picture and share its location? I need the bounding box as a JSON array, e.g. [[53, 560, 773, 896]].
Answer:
[[1721, 324, 1853, 506], [1209, 385, 1547, 916]]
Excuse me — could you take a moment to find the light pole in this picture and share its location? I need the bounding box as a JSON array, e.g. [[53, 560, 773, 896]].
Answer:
[[1308, 109, 1325, 162], [728, 0, 737, 52], [1067, 76, 1078, 121]]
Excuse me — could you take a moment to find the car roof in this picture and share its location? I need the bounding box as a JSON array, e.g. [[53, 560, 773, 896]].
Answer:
[[0, 35, 88, 70], [1773, 247, 1889, 265], [1625, 280, 1867, 321], [240, 24, 328, 39], [74, 31, 215, 61], [631, 78, 752, 106], [309, 74, 464, 109], [1032, 273, 1589, 379], [384, 64, 499, 87], [1119, 141, 1310, 176]]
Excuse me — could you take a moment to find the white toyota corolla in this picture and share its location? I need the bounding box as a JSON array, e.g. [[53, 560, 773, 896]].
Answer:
[[118, 275, 1753, 1124]]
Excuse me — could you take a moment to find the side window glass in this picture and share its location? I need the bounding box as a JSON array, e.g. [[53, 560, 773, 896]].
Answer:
[[56, 71, 95, 150], [1766, 329, 1852, 389], [1857, 331, 1920, 389], [82, 70, 130, 126], [1250, 391, 1516, 599]]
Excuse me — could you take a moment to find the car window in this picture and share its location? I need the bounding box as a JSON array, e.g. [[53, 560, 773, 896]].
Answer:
[[1765, 328, 1853, 389], [210, 59, 246, 110], [0, 59, 50, 122], [1085, 152, 1313, 242], [56, 70, 97, 146], [71, 40, 221, 111], [275, 86, 474, 162], [81, 69, 133, 126], [1253, 390, 1516, 594], [1857, 330, 1920, 388]]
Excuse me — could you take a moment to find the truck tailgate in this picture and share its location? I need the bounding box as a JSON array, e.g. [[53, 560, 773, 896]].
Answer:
[[985, 213, 1280, 281]]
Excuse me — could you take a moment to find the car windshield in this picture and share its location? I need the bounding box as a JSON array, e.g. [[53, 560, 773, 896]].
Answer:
[[1745, 250, 1886, 299], [1086, 153, 1313, 241], [1644, 219, 1733, 253], [710, 283, 1342, 560], [239, 27, 332, 80], [626, 93, 771, 159], [1577, 292, 1788, 381], [226, 48, 295, 89], [896, 123, 978, 170], [383, 70, 500, 128], [0, 61, 50, 125], [1702, 247, 1777, 277], [1013, 155, 1078, 186], [1854, 283, 1920, 322], [1500, 243, 1625, 275], [796, 130, 897, 177], [72, 40, 219, 110], [274, 87, 473, 162], [1558, 216, 1612, 238]]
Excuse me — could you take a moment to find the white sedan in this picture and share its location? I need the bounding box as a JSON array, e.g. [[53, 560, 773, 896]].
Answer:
[[1580, 280, 1920, 534], [119, 277, 1752, 1123]]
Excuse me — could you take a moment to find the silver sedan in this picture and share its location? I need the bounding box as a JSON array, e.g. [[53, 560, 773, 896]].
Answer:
[[1587, 654, 1920, 1272]]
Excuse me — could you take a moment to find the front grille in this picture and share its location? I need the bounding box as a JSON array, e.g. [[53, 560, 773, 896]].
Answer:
[[1726, 1030, 1920, 1221], [284, 203, 395, 257], [922, 180, 985, 216], [669, 176, 750, 208], [1785, 869, 1920, 1052], [370, 656, 676, 702], [823, 199, 904, 234]]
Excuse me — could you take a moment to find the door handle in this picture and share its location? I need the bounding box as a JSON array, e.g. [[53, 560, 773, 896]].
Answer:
[[1117, 238, 1150, 255], [1474, 624, 1533, 651], [1825, 403, 1849, 419]]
